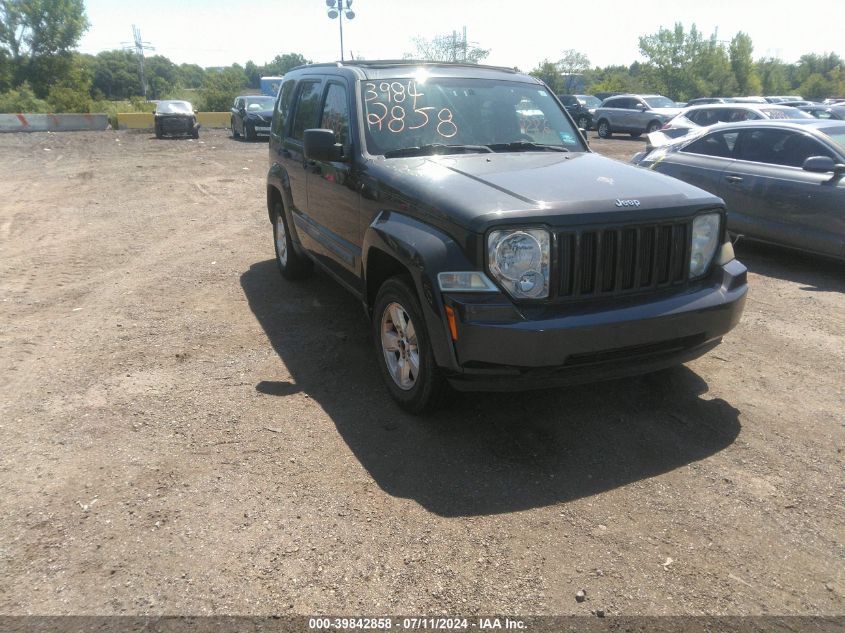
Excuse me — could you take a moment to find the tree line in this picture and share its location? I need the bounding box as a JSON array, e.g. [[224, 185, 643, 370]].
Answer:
[[530, 24, 845, 101], [1, 0, 843, 114]]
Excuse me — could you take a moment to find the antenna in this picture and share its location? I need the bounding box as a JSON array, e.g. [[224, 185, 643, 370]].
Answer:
[[121, 25, 155, 99]]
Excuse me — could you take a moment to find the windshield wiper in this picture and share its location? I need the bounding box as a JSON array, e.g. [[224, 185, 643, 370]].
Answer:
[[487, 141, 570, 153], [382, 143, 494, 158]]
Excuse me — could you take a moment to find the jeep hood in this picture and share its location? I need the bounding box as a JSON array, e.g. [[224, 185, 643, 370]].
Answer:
[[374, 151, 722, 232]]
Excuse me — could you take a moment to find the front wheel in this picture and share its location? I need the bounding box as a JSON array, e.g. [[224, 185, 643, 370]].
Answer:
[[597, 120, 612, 138], [646, 121, 661, 134], [244, 122, 255, 141], [373, 277, 448, 414], [272, 201, 312, 280], [231, 120, 240, 138], [577, 115, 590, 130]]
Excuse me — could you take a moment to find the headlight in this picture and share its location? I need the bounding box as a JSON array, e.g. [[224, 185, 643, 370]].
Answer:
[[487, 229, 550, 299], [689, 213, 721, 278]]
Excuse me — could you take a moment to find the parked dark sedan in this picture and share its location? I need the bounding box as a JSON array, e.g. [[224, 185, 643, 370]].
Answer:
[[633, 120, 845, 260], [154, 100, 199, 139], [799, 105, 845, 120], [231, 95, 276, 141], [557, 94, 602, 130]]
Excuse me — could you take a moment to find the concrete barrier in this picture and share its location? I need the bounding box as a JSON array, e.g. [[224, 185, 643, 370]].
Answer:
[[117, 112, 231, 130], [0, 113, 109, 132]]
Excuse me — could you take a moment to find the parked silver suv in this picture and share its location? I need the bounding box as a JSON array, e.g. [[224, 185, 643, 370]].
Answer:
[[594, 94, 682, 138]]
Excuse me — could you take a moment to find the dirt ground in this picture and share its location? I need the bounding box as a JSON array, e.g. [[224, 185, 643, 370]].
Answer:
[[0, 128, 842, 618]]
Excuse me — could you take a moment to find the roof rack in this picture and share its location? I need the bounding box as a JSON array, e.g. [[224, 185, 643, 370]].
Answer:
[[289, 59, 520, 74]]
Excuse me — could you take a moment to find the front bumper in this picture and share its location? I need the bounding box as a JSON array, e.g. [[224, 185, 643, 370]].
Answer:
[[441, 259, 747, 391], [246, 117, 272, 133], [156, 116, 198, 134]]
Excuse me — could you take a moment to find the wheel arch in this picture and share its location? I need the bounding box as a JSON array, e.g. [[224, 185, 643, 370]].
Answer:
[[362, 211, 476, 373]]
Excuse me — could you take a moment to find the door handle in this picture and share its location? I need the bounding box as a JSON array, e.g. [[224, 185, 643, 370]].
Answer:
[[725, 175, 743, 184]]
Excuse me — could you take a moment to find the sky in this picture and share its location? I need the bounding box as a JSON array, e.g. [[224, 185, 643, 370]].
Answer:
[[76, 0, 845, 72]]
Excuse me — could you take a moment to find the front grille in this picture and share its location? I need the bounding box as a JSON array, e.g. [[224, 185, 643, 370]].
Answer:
[[558, 221, 690, 299]]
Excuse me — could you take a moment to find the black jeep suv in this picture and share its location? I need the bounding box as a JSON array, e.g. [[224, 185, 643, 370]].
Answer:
[[265, 61, 747, 413]]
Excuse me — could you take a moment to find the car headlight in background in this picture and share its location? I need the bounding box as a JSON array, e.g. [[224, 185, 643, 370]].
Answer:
[[487, 229, 550, 299], [689, 213, 721, 278]]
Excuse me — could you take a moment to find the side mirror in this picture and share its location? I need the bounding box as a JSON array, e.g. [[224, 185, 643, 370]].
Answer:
[[636, 103, 647, 111], [304, 128, 344, 162], [803, 155, 845, 174]]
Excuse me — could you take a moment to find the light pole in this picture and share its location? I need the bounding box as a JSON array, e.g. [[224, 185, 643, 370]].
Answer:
[[326, 0, 355, 61]]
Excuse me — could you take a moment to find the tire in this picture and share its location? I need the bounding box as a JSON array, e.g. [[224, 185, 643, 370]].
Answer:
[[577, 115, 590, 130], [154, 122, 162, 139], [272, 200, 312, 280], [597, 119, 612, 138], [373, 277, 448, 414], [191, 125, 199, 140], [231, 120, 240, 138], [244, 122, 255, 141], [646, 121, 661, 134]]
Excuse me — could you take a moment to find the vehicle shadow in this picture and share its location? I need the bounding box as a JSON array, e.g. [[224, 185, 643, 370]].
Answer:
[[735, 240, 844, 293], [241, 259, 741, 517]]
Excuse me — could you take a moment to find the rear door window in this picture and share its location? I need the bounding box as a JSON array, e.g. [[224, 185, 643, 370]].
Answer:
[[737, 129, 833, 167]]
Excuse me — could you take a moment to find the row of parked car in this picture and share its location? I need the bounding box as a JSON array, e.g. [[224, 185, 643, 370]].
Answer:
[[558, 93, 845, 138], [558, 92, 843, 261]]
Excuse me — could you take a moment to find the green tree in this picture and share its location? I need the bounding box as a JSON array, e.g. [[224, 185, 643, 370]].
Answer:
[[756, 58, 792, 95], [729, 32, 762, 95], [0, 0, 89, 96], [638, 23, 705, 99], [261, 52, 310, 76], [245, 60, 260, 88], [529, 59, 562, 92], [90, 50, 141, 99], [201, 66, 247, 111], [558, 49, 590, 93], [691, 34, 737, 97], [144, 55, 177, 99], [46, 51, 92, 111], [799, 73, 834, 101], [0, 80, 48, 111], [177, 63, 205, 89]]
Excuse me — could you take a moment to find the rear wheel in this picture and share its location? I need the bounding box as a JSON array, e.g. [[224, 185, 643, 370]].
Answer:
[[597, 119, 612, 138], [577, 115, 590, 130], [272, 200, 312, 280], [373, 277, 448, 414]]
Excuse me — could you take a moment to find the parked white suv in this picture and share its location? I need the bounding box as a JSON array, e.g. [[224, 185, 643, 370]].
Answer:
[[594, 94, 682, 138]]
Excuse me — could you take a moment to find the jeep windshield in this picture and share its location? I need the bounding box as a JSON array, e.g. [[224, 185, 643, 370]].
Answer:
[[361, 77, 585, 157]]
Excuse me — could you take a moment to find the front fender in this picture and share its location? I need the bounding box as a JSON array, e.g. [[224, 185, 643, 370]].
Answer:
[[363, 211, 478, 373]]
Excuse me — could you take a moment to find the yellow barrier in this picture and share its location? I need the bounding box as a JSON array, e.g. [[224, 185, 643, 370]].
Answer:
[[197, 112, 231, 128], [117, 112, 153, 129], [116, 112, 232, 130]]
